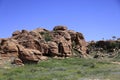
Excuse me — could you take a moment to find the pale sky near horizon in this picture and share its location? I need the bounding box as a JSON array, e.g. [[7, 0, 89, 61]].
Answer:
[[0, 0, 120, 41]]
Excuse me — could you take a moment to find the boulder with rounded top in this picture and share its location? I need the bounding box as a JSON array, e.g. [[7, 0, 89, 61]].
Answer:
[[53, 25, 67, 31]]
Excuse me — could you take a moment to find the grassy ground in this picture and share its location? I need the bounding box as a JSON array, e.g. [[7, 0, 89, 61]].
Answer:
[[0, 57, 120, 80]]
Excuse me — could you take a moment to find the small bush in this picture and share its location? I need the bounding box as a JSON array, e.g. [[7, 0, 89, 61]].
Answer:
[[40, 32, 52, 42]]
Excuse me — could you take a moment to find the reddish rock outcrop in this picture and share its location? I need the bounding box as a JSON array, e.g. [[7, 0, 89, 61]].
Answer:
[[0, 25, 88, 65]]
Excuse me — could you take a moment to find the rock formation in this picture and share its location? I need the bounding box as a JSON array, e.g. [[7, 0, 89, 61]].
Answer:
[[87, 40, 120, 59], [0, 25, 88, 65]]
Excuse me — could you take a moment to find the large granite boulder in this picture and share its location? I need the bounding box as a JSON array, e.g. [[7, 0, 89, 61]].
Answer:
[[17, 46, 42, 63]]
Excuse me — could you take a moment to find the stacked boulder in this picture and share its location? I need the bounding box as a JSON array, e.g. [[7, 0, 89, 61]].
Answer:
[[0, 26, 88, 65]]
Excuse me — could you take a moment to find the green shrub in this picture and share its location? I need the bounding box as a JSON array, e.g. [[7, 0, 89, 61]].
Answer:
[[0, 58, 120, 80], [95, 40, 120, 52], [40, 32, 52, 42]]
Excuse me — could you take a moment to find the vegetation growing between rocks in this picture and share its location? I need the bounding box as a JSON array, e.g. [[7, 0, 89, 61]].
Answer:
[[40, 32, 52, 42]]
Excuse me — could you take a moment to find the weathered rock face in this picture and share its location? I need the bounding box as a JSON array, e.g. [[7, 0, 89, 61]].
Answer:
[[48, 41, 58, 56], [0, 38, 19, 57], [0, 25, 88, 65], [18, 48, 42, 63], [68, 30, 76, 41], [0, 38, 47, 65], [51, 28, 72, 57], [0, 38, 24, 65], [12, 30, 42, 50], [75, 32, 87, 54], [58, 37, 72, 57]]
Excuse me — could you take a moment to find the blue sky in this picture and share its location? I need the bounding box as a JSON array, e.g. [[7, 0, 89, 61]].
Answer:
[[0, 0, 120, 41]]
